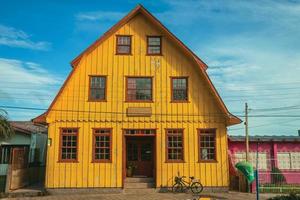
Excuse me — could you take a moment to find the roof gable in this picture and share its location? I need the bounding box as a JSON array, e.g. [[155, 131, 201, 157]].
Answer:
[[71, 4, 207, 69], [34, 4, 241, 126]]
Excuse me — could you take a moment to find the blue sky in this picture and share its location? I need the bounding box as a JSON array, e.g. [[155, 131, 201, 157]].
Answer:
[[0, 0, 299, 136]]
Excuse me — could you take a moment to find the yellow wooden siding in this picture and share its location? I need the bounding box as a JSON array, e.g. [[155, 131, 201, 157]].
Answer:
[[45, 13, 229, 188]]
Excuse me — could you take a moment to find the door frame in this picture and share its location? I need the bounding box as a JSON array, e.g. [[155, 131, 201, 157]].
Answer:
[[122, 129, 156, 188]]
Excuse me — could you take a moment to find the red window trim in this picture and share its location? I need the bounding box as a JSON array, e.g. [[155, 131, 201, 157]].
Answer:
[[125, 76, 153, 102], [146, 36, 162, 56], [58, 128, 79, 163], [88, 75, 107, 102], [165, 128, 185, 163], [92, 128, 112, 163], [170, 76, 189, 103], [198, 128, 217, 163], [116, 35, 132, 55]]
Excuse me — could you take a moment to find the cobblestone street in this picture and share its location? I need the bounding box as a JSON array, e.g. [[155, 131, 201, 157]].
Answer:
[[3, 191, 276, 200]]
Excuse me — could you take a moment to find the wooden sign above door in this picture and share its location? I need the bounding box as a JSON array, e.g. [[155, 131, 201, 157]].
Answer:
[[126, 107, 152, 117]]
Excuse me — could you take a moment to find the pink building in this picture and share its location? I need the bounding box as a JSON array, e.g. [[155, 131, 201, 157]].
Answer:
[[228, 135, 300, 192]]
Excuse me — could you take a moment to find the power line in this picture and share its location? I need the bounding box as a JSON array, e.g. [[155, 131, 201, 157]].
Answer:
[[228, 118, 300, 131], [1, 105, 300, 118]]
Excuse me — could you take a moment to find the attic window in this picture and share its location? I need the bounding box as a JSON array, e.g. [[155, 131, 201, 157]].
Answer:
[[89, 76, 106, 101], [147, 36, 161, 55], [116, 35, 131, 54]]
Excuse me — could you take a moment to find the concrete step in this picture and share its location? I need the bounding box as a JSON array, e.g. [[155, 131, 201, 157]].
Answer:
[[124, 182, 155, 189], [125, 177, 154, 183]]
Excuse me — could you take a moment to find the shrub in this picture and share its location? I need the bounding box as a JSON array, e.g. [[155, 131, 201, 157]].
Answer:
[[268, 193, 300, 200], [271, 167, 286, 184]]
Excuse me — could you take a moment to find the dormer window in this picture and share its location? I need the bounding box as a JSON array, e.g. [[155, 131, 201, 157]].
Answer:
[[116, 35, 131, 55], [147, 36, 161, 55]]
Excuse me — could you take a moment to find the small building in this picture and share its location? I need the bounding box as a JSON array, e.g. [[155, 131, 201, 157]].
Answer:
[[0, 121, 47, 192], [34, 4, 241, 190], [228, 134, 300, 192]]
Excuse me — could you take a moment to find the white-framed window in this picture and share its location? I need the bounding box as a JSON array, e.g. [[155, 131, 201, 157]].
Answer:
[[233, 152, 268, 170], [291, 152, 300, 169], [278, 152, 300, 170]]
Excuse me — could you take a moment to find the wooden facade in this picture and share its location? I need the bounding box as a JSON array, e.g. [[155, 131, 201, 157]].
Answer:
[[41, 5, 241, 189]]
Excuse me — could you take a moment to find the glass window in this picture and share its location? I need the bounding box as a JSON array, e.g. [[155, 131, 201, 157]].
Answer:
[[116, 35, 131, 54], [93, 129, 111, 162], [60, 128, 78, 162], [171, 77, 188, 101], [291, 152, 300, 169], [277, 152, 291, 169], [277, 152, 300, 170], [166, 129, 184, 162], [89, 76, 106, 101], [233, 152, 268, 170], [147, 36, 161, 55], [199, 129, 216, 161], [126, 77, 152, 101]]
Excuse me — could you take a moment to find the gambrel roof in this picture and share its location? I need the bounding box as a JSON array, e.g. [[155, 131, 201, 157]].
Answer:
[[33, 4, 241, 126]]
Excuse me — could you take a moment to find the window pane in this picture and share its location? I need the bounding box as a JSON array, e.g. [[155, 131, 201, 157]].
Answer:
[[147, 37, 161, 55], [90, 77, 106, 100], [148, 37, 160, 45], [166, 130, 183, 161], [117, 36, 131, 45], [278, 153, 291, 169], [60, 128, 78, 161], [199, 130, 216, 161], [148, 46, 160, 54], [172, 78, 187, 101], [117, 45, 130, 54], [291, 152, 300, 169], [127, 78, 152, 101], [117, 36, 131, 54], [93, 129, 111, 161]]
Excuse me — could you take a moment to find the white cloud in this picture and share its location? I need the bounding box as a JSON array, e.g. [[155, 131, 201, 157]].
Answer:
[[0, 58, 61, 108], [0, 24, 51, 50], [74, 11, 125, 33], [76, 11, 125, 22], [157, 0, 300, 135]]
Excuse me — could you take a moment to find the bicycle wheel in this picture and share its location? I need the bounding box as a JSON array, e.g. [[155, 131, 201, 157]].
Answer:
[[190, 182, 203, 194], [172, 182, 183, 193]]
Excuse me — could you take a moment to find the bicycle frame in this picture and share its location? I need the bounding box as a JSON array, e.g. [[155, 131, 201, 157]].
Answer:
[[177, 177, 193, 188]]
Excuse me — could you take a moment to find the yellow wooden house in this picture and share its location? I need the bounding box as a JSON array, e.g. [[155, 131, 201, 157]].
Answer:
[[34, 4, 241, 190]]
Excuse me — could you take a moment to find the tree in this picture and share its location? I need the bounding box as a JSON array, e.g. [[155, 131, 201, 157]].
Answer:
[[0, 109, 14, 138]]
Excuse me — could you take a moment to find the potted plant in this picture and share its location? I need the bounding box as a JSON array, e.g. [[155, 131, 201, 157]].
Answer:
[[127, 162, 137, 177]]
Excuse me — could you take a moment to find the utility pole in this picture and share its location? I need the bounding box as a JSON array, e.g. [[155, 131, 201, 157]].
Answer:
[[245, 103, 249, 162]]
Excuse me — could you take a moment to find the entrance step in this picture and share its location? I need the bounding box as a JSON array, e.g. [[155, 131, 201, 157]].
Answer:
[[125, 177, 154, 183], [124, 177, 154, 188]]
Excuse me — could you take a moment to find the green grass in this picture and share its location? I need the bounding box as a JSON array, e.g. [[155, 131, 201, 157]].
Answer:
[[260, 184, 300, 193]]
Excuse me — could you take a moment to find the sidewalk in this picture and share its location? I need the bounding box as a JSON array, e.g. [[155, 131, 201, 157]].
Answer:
[[1, 189, 277, 200]]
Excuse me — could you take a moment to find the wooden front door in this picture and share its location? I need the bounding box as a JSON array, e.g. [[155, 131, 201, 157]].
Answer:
[[126, 138, 153, 177]]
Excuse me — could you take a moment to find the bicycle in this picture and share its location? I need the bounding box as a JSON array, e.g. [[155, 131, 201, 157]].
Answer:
[[172, 175, 203, 194]]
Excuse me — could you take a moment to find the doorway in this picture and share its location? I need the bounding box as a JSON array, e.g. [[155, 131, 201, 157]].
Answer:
[[123, 129, 156, 183], [126, 137, 154, 177]]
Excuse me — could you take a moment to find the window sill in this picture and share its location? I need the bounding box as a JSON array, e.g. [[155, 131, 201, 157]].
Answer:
[[198, 160, 218, 163], [88, 99, 107, 102], [125, 100, 154, 103], [146, 53, 163, 56], [165, 160, 185, 163], [115, 53, 132, 56], [91, 160, 112, 163], [57, 160, 79, 163], [170, 100, 190, 103]]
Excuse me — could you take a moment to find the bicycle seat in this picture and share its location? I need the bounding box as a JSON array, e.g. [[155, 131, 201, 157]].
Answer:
[[190, 176, 195, 179]]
